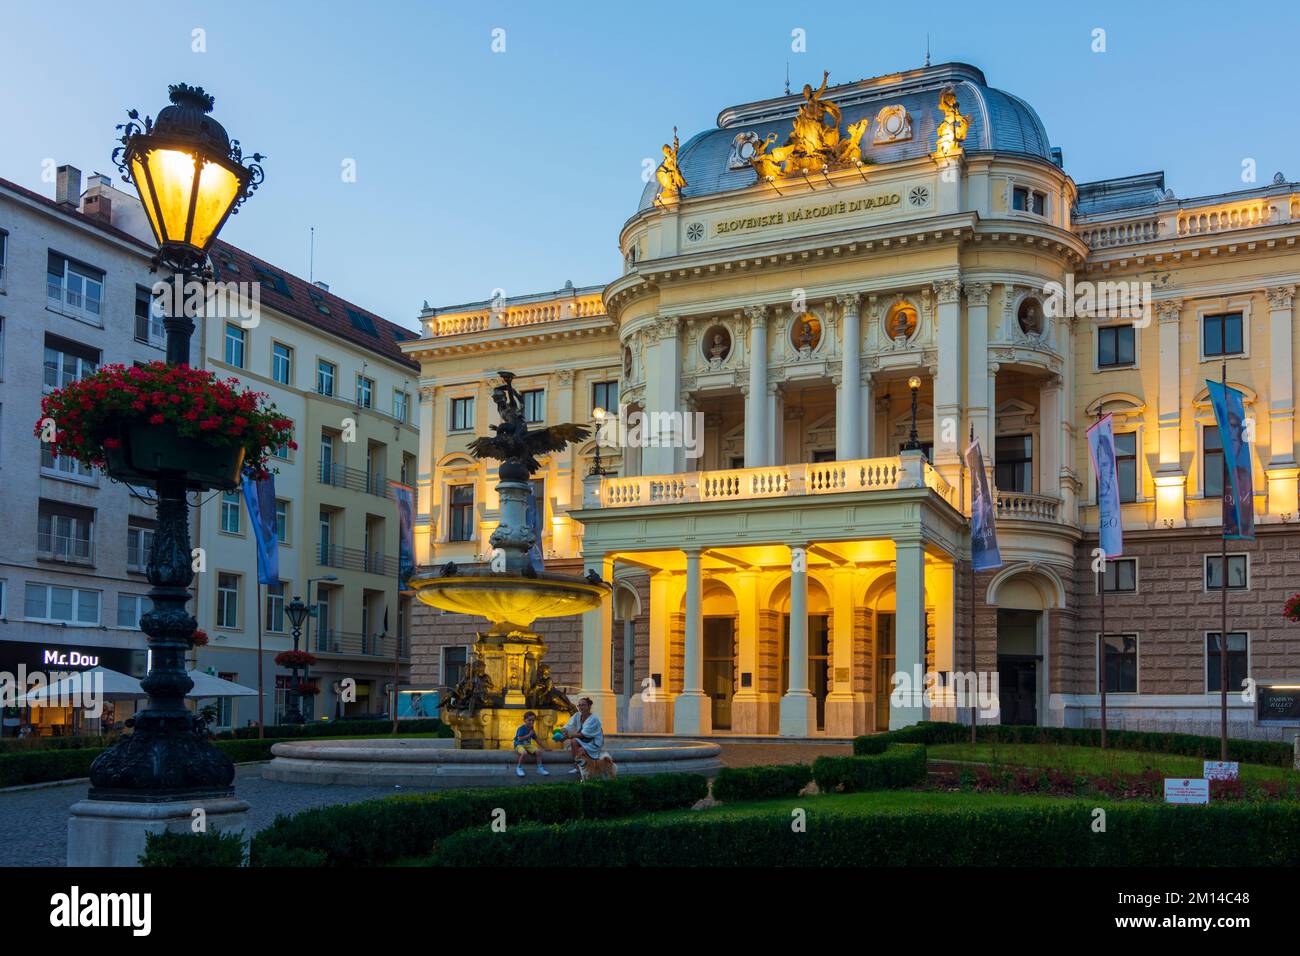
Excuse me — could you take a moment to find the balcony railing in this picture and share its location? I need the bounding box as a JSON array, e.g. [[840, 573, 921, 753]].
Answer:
[[318, 460, 391, 498], [995, 490, 1062, 523], [593, 455, 959, 512], [313, 628, 408, 658], [37, 532, 95, 564], [317, 543, 393, 576]]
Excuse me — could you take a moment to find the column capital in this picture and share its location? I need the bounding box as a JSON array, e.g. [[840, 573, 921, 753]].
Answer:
[[554, 368, 575, 386], [417, 384, 436, 401], [1266, 285, 1296, 311], [653, 315, 680, 340], [835, 292, 862, 313], [963, 281, 992, 306], [743, 304, 770, 324], [933, 277, 963, 305], [1156, 298, 1184, 323]]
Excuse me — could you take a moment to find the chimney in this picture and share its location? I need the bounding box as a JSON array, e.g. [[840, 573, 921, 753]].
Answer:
[[314, 280, 330, 292], [56, 165, 81, 207], [83, 193, 113, 224]]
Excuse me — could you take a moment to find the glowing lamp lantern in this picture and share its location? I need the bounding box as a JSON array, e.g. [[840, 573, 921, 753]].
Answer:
[[114, 83, 264, 274], [904, 375, 923, 451]]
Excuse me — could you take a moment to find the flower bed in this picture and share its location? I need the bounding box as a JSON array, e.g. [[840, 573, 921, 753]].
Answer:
[[929, 762, 1295, 802]]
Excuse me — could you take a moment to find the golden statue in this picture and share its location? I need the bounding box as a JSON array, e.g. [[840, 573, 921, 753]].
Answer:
[[655, 127, 687, 200], [834, 118, 870, 167], [748, 71, 870, 180], [934, 86, 971, 161]]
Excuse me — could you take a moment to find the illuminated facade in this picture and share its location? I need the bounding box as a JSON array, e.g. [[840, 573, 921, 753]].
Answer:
[[407, 62, 1300, 739]]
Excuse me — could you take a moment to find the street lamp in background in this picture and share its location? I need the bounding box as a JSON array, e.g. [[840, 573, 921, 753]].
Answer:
[[904, 375, 922, 452], [589, 406, 612, 477], [282, 597, 312, 725]]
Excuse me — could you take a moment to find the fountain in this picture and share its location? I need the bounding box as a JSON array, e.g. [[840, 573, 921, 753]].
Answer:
[[262, 371, 722, 786]]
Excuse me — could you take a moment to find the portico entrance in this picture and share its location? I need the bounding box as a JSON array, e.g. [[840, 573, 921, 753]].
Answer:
[[703, 616, 735, 730]]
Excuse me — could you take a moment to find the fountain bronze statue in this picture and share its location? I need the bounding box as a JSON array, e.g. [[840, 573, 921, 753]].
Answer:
[[409, 372, 610, 748]]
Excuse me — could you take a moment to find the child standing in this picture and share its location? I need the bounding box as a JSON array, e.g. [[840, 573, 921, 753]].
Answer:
[[513, 711, 549, 777]]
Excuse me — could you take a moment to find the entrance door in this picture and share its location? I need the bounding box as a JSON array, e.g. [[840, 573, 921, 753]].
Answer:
[[875, 613, 895, 731], [782, 614, 831, 732], [998, 657, 1038, 725], [702, 617, 735, 730]]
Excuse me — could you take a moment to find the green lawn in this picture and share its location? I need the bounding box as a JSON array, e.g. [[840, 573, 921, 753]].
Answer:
[[928, 742, 1298, 784]]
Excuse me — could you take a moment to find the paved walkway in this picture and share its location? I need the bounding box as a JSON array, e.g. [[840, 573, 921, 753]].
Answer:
[[716, 741, 853, 768]]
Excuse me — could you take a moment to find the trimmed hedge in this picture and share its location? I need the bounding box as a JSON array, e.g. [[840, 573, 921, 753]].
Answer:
[[854, 721, 1297, 767], [0, 734, 111, 754], [813, 744, 928, 793], [217, 717, 452, 741], [432, 801, 1300, 867], [712, 764, 813, 803], [0, 748, 100, 787], [250, 773, 708, 867], [140, 829, 246, 867]]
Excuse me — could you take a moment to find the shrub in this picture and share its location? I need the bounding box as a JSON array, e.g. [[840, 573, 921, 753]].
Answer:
[[251, 773, 709, 867], [712, 764, 813, 803], [431, 802, 1300, 868], [214, 739, 277, 763], [140, 829, 246, 867], [812, 744, 928, 793], [217, 717, 452, 741], [0, 748, 99, 787]]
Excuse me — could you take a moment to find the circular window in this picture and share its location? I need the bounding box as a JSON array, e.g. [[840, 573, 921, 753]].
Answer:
[[1017, 297, 1044, 335], [885, 302, 918, 341], [790, 314, 822, 352], [701, 325, 732, 364]]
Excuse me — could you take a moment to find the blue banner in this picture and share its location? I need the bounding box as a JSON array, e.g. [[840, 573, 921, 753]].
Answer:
[[1206, 379, 1255, 540], [965, 436, 1002, 571], [1086, 414, 1124, 558], [391, 482, 416, 586], [240, 470, 279, 586]]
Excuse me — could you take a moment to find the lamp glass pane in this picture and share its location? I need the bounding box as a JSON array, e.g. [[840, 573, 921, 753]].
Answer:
[[130, 154, 166, 244], [189, 160, 242, 250], [143, 148, 200, 245]]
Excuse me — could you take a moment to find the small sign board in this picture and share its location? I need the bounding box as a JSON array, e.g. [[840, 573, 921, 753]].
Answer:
[[1203, 761, 1239, 781], [1257, 684, 1300, 725], [1164, 778, 1210, 804]]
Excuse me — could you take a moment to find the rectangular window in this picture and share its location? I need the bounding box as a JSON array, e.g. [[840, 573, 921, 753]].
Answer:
[[450, 397, 474, 432], [994, 434, 1033, 493], [40, 442, 94, 480], [443, 646, 469, 689], [356, 375, 374, 409], [272, 419, 295, 460], [317, 360, 336, 396], [1206, 632, 1248, 693], [1098, 324, 1136, 368], [47, 253, 104, 320], [224, 323, 246, 368], [1206, 554, 1248, 590], [272, 342, 293, 385], [265, 581, 287, 633], [37, 502, 94, 562], [216, 573, 241, 629], [0, 229, 6, 283], [1203, 312, 1244, 358], [116, 593, 151, 629], [400, 453, 415, 486], [134, 286, 164, 344], [1203, 425, 1224, 499], [522, 389, 545, 423], [1031, 191, 1046, 215], [393, 389, 410, 423], [43, 335, 100, 390], [1012, 186, 1029, 211], [448, 484, 474, 542], [126, 522, 154, 572], [221, 491, 242, 534], [1098, 633, 1138, 693], [24, 583, 99, 625], [592, 380, 619, 415], [1101, 558, 1137, 593], [274, 499, 290, 544], [1115, 431, 1138, 503]]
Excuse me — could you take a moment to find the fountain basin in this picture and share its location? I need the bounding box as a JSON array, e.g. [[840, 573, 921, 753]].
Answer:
[[261, 736, 723, 788], [409, 572, 607, 632]]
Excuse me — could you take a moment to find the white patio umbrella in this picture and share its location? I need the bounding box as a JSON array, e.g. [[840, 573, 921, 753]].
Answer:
[[185, 669, 258, 699], [13, 666, 144, 705]]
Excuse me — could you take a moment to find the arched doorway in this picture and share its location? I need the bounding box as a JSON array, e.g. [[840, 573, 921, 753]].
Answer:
[[987, 565, 1064, 727], [771, 577, 831, 731], [871, 586, 896, 731], [701, 581, 738, 730]]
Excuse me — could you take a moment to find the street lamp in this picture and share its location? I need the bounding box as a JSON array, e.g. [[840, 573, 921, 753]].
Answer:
[[87, 84, 264, 799], [589, 406, 611, 477], [904, 375, 922, 452], [282, 596, 312, 725]]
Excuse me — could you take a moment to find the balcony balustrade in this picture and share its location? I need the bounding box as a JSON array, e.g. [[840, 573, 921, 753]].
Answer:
[[313, 628, 408, 658], [318, 459, 391, 499], [994, 490, 1062, 523], [317, 542, 394, 576]]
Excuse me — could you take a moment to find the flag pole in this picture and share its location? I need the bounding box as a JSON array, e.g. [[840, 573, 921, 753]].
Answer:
[[1095, 410, 1108, 750], [1220, 359, 1229, 761], [968, 424, 977, 746]]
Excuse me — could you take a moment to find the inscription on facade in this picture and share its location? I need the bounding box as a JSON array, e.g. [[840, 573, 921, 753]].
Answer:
[[714, 192, 903, 237]]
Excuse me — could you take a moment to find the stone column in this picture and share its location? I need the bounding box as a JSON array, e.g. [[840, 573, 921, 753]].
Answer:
[[837, 294, 862, 461], [825, 567, 859, 736], [932, 278, 963, 486], [985, 361, 1000, 489], [636, 570, 674, 733], [779, 545, 816, 736], [893, 537, 928, 728], [767, 382, 786, 467], [673, 549, 711, 735], [1155, 299, 1188, 527], [861, 370, 876, 458], [964, 283, 993, 462], [928, 557, 956, 720], [731, 569, 761, 734], [744, 305, 769, 467], [1266, 287, 1300, 516], [1039, 373, 1063, 499], [642, 316, 680, 476], [579, 553, 617, 729]]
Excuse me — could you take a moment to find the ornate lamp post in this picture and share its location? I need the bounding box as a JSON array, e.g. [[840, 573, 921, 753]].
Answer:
[[589, 406, 612, 477], [282, 597, 312, 725], [904, 375, 922, 452], [88, 84, 264, 798]]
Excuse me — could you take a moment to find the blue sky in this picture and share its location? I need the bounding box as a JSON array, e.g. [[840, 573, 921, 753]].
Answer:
[[3, 0, 1297, 330]]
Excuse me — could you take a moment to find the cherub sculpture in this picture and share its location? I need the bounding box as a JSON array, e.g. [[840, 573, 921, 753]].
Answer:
[[526, 663, 575, 714]]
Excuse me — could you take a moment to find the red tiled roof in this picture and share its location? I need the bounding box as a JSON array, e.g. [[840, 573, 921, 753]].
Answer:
[[210, 241, 420, 371], [0, 176, 155, 252]]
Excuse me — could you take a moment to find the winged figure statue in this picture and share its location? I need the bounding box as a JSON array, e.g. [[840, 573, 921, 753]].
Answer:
[[467, 371, 591, 474]]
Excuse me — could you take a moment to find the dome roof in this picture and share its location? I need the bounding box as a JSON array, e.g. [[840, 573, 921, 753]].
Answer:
[[638, 63, 1054, 211]]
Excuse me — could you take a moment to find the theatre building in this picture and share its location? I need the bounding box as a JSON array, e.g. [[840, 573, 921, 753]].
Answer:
[[405, 62, 1300, 739]]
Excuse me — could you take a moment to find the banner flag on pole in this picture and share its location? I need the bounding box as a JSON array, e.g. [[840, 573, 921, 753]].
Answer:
[[965, 435, 1002, 571], [1086, 413, 1124, 558], [391, 482, 416, 587], [241, 470, 279, 586], [1206, 379, 1255, 540]]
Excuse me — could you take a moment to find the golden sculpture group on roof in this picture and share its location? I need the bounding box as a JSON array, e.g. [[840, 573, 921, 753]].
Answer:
[[655, 126, 687, 202], [750, 72, 870, 180], [933, 85, 971, 161]]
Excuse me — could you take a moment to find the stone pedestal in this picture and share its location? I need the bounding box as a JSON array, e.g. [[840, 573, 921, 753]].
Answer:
[[68, 794, 250, 867], [672, 690, 711, 736], [779, 691, 817, 737]]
